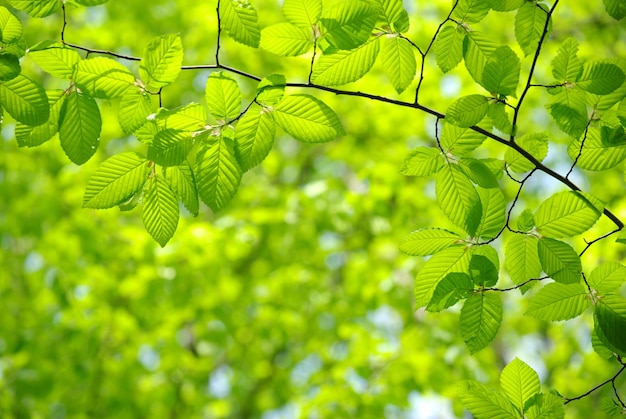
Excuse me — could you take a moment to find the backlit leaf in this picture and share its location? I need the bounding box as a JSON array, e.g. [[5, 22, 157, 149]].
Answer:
[[505, 234, 542, 293], [515, 2, 550, 57], [415, 245, 471, 308], [567, 125, 626, 171], [577, 62, 625, 95], [74, 57, 135, 99], [147, 129, 193, 167], [164, 164, 199, 216], [526, 282, 589, 321], [446, 94, 490, 128], [546, 87, 588, 138], [436, 163, 482, 235], [482, 45, 520, 97], [220, 0, 260, 48], [537, 238, 581, 284], [594, 294, 626, 355], [142, 175, 179, 247], [0, 74, 49, 126], [312, 37, 380, 86], [206, 71, 241, 122], [427, 272, 473, 312], [458, 380, 519, 419], [28, 41, 81, 79], [460, 292, 503, 354], [0, 7, 22, 44], [235, 104, 275, 171], [139, 33, 184, 89], [8, 0, 60, 18], [381, 35, 416, 94], [399, 228, 463, 256], [283, 0, 322, 28], [505, 132, 548, 173], [273, 94, 344, 143], [551, 37, 582, 82], [400, 147, 444, 177], [15, 89, 64, 147], [434, 25, 465, 73], [59, 90, 101, 165], [475, 187, 505, 240], [500, 358, 540, 412], [319, 0, 377, 50], [463, 31, 497, 85], [260, 23, 312, 57], [534, 191, 603, 238], [588, 262, 626, 294]]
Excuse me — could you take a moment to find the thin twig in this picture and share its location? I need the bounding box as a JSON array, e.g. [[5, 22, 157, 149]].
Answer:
[[564, 365, 626, 404]]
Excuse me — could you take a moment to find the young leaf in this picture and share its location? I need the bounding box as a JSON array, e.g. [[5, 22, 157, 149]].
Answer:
[[445, 94, 490, 128], [594, 294, 626, 355], [475, 187, 506, 240], [319, 1, 377, 50], [500, 358, 541, 412], [537, 238, 582, 284], [257, 74, 286, 106], [74, 57, 135, 99], [147, 129, 193, 167], [567, 126, 626, 171], [515, 2, 550, 57], [234, 104, 276, 171], [15, 89, 64, 147], [0, 7, 22, 45], [463, 31, 497, 85], [381, 35, 416, 94], [311, 37, 381, 86], [460, 292, 503, 354], [433, 25, 465, 73], [119, 88, 153, 135], [59, 91, 101, 165], [603, 0, 626, 20], [400, 147, 444, 177], [517, 209, 535, 232], [526, 282, 589, 321], [142, 175, 179, 247], [415, 245, 471, 308], [399, 228, 463, 256], [576, 61, 626, 95], [534, 191, 603, 238], [505, 234, 542, 292], [482, 45, 520, 97], [164, 164, 199, 216], [505, 132, 548, 173], [196, 132, 242, 213], [28, 41, 81, 79], [83, 152, 150, 209], [526, 392, 566, 419], [458, 380, 519, 419], [546, 87, 588, 138], [260, 23, 312, 57], [551, 37, 582, 82], [219, 0, 260, 48], [427, 272, 473, 312], [8, 0, 60, 18], [0, 74, 49, 126], [588, 262, 626, 294], [273, 94, 344, 143], [452, 0, 491, 23], [206, 71, 241, 122], [436, 163, 482, 236], [282, 0, 322, 28], [440, 122, 486, 155], [139, 34, 184, 89]]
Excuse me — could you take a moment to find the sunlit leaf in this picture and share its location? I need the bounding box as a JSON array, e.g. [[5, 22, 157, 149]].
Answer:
[[312, 37, 380, 86], [139, 33, 184, 89], [482, 45, 520, 97], [273, 94, 344, 143], [319, 0, 377, 50], [463, 30, 497, 85], [534, 191, 603, 238], [446, 94, 490, 128], [552, 37, 582, 82], [505, 132, 548, 173], [206, 71, 242, 122], [415, 245, 471, 308], [220, 0, 260, 48], [8, 0, 60, 17], [515, 2, 550, 56], [0, 74, 49, 126], [505, 234, 542, 293], [567, 126, 626, 171], [460, 292, 503, 354], [434, 25, 465, 73], [381, 35, 416, 94], [15, 89, 64, 147], [500, 358, 540, 412], [260, 23, 312, 57], [436, 163, 482, 235], [235, 104, 275, 171], [427, 272, 473, 312], [142, 174, 179, 247], [537, 238, 581, 284], [282, 0, 322, 28], [28, 41, 81, 79], [458, 380, 519, 419], [164, 163, 199, 216], [400, 147, 444, 177], [74, 57, 135, 99], [588, 262, 626, 294], [59, 90, 101, 165], [399, 228, 463, 256], [147, 129, 193, 167], [526, 282, 589, 321]]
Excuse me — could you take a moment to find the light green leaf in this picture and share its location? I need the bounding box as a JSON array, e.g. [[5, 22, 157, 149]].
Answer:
[[235, 104, 275, 171], [83, 152, 150, 209], [415, 245, 471, 308], [142, 175, 179, 247], [452, 0, 490, 23], [59, 91, 101, 165], [482, 45, 520, 97], [487, 0, 524, 11], [526, 392, 565, 419], [28, 41, 81, 79], [537, 237, 581, 284], [515, 2, 550, 57], [312, 37, 380, 86], [400, 147, 444, 177], [283, 0, 322, 28], [500, 358, 541, 412], [460, 292, 503, 354], [158, 103, 207, 132], [436, 163, 482, 235], [600, 398, 624, 418], [196, 132, 242, 213], [8, 0, 60, 18], [260, 23, 312, 57], [0, 7, 22, 44], [589, 262, 626, 294], [147, 129, 193, 167], [206, 71, 241, 122], [458, 380, 519, 419], [118, 88, 152, 135], [517, 209, 535, 232], [434, 25, 465, 73], [475, 187, 505, 240], [257, 74, 286, 106], [577, 62, 626, 95], [552, 37, 582, 82], [603, 0, 626, 20], [220, 0, 260, 48], [74, 57, 135, 99], [505, 132, 548, 173], [591, 58, 626, 111], [567, 125, 626, 171], [595, 294, 626, 355], [427, 272, 473, 312], [74, 0, 110, 5], [505, 234, 542, 292], [15, 89, 64, 147], [164, 164, 199, 216], [546, 87, 588, 138], [381, 36, 416, 94], [488, 102, 512, 134], [399, 228, 463, 256], [534, 191, 603, 238], [440, 122, 486, 155], [526, 282, 589, 321], [459, 158, 498, 188], [139, 34, 184, 89], [0, 74, 49, 126], [446, 94, 490, 128], [463, 31, 497, 85], [319, 0, 377, 50], [273, 94, 344, 143]]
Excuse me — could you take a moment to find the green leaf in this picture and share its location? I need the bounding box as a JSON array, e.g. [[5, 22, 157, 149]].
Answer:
[[469, 254, 498, 287], [603, 0, 626, 20], [589, 262, 626, 294], [577, 62, 626, 95], [487, 0, 524, 12], [459, 158, 498, 188], [283, 0, 322, 28], [196, 132, 242, 213], [370, 0, 407, 30], [28, 41, 81, 79], [400, 147, 444, 177], [460, 293, 503, 354], [537, 238, 581, 284], [592, 329, 615, 359], [515, 2, 550, 57], [595, 294, 626, 355], [139, 34, 184, 89], [526, 282, 589, 321], [273, 94, 344, 143], [488, 102, 512, 134], [427, 272, 473, 312], [446, 94, 490, 128], [567, 126, 626, 171], [234, 104, 275, 171], [434, 25, 465, 73], [482, 46, 520, 97], [600, 398, 624, 418], [119, 88, 153, 135], [158, 103, 207, 132], [83, 152, 150, 209], [475, 187, 506, 240], [500, 358, 541, 412], [0, 74, 49, 126], [73, 0, 110, 5], [463, 31, 497, 85], [440, 122, 486, 155], [505, 132, 548, 173], [546, 87, 588, 138], [15, 89, 64, 147], [164, 164, 199, 216], [552, 37, 582, 82], [206, 71, 241, 122], [458, 380, 519, 419], [505, 234, 542, 292], [534, 191, 603, 238], [381, 36, 416, 94], [436, 163, 482, 235], [8, 0, 60, 18], [399, 228, 463, 256], [415, 245, 471, 308], [59, 91, 101, 165], [142, 175, 179, 247], [0, 7, 22, 44], [220, 0, 260, 48], [452, 0, 491, 23], [526, 392, 565, 419], [260, 23, 312, 57], [517, 209, 535, 232], [319, 0, 377, 50], [0, 53, 19, 81], [147, 129, 193, 167], [74, 57, 135, 99], [311, 37, 380, 86], [257, 74, 285, 106]]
